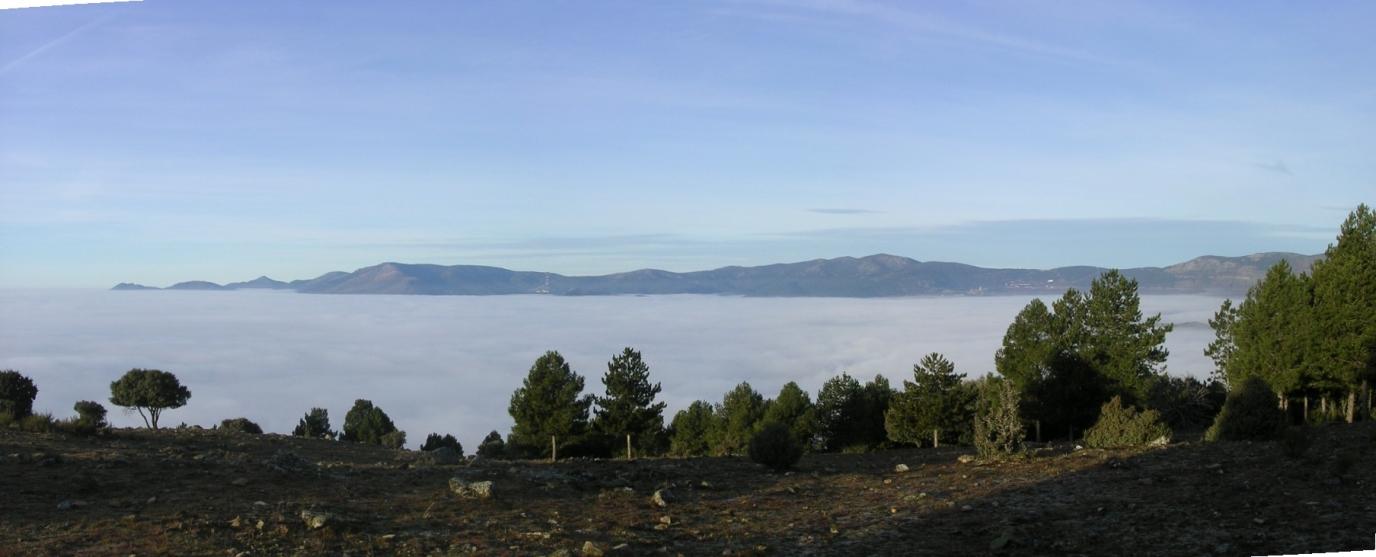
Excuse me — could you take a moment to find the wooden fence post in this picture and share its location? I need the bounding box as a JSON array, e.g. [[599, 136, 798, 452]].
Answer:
[[627, 434, 633, 460], [551, 435, 557, 463], [932, 428, 939, 448], [1035, 420, 1041, 443]]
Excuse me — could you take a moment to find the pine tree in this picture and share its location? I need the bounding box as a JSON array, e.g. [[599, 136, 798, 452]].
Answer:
[[593, 347, 667, 456], [815, 373, 891, 452], [341, 399, 397, 445], [761, 381, 817, 449], [885, 353, 972, 446], [1228, 261, 1313, 409], [713, 382, 766, 455], [1309, 204, 1376, 423], [1080, 270, 1173, 402], [669, 400, 718, 456], [476, 430, 506, 458], [1205, 299, 1239, 387], [108, 368, 191, 430], [292, 407, 334, 439], [421, 433, 463, 454], [507, 351, 592, 458]]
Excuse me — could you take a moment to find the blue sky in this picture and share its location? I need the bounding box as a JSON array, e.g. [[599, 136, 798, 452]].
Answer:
[[1, 0, 1372, 287]]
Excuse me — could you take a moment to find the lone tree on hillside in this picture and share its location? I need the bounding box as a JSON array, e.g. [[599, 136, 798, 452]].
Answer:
[[0, 370, 39, 419], [508, 351, 592, 458], [476, 430, 506, 458], [886, 353, 973, 447], [341, 399, 399, 445], [593, 347, 667, 456], [109, 368, 191, 430], [421, 433, 463, 454], [292, 407, 334, 439]]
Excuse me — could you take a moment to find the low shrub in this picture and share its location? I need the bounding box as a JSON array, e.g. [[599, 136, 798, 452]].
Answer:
[[219, 417, 264, 435], [74, 400, 108, 429], [421, 433, 463, 454], [1205, 377, 1285, 442], [19, 412, 57, 433], [1084, 396, 1171, 449], [380, 430, 407, 450], [748, 421, 804, 472]]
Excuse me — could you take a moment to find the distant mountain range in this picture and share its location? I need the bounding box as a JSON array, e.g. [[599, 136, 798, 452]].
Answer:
[[111, 252, 1321, 297]]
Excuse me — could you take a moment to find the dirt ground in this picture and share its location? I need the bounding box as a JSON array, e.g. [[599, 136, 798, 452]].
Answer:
[[2, 422, 1373, 556]]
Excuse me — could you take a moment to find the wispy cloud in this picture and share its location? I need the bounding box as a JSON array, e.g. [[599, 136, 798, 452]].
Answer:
[[1252, 160, 1292, 175], [0, 12, 114, 75], [808, 208, 882, 215]]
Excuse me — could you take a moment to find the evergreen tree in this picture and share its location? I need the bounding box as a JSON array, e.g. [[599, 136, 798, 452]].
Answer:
[[341, 399, 397, 445], [994, 299, 1059, 394], [669, 400, 718, 456], [292, 407, 334, 439], [108, 368, 191, 430], [1309, 204, 1376, 423], [1204, 299, 1239, 387], [507, 351, 592, 458], [1080, 270, 1173, 402], [760, 381, 817, 449], [713, 382, 766, 455], [1228, 260, 1313, 409], [593, 347, 667, 456], [972, 377, 1025, 459], [476, 430, 506, 458], [815, 373, 891, 452], [885, 353, 972, 446]]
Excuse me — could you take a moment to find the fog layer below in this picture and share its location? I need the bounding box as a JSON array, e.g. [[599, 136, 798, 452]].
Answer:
[[0, 290, 1225, 449]]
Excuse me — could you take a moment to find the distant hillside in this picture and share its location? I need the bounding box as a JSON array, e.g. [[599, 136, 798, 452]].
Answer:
[[114, 252, 1321, 297]]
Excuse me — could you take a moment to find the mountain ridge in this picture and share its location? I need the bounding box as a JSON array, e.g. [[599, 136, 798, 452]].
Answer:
[[112, 252, 1321, 297]]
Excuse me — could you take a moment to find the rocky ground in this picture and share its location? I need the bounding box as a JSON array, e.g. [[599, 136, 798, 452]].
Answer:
[[2, 422, 1374, 556]]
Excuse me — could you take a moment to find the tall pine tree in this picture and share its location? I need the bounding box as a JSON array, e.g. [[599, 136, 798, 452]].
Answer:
[[508, 351, 592, 458], [885, 353, 972, 446], [593, 347, 667, 456], [761, 381, 818, 449], [1227, 260, 1313, 409], [1310, 204, 1376, 422]]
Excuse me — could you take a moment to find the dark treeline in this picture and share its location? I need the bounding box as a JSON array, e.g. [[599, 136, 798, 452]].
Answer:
[[2, 205, 1371, 471]]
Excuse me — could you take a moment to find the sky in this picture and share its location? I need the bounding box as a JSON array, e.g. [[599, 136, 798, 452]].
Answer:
[[0, 290, 1224, 449], [1, 1, 1372, 287]]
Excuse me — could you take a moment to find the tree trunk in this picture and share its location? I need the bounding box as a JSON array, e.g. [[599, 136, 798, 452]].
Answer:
[[150, 408, 160, 430], [932, 428, 939, 449], [551, 436, 557, 462], [135, 407, 151, 429], [1303, 397, 1309, 423], [627, 434, 633, 460], [1347, 389, 1357, 424]]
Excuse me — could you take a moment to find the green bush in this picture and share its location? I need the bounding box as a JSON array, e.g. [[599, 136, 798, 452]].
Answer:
[[219, 417, 263, 435], [476, 430, 506, 458], [748, 422, 804, 472], [0, 370, 39, 419], [973, 378, 1025, 459], [292, 407, 334, 439], [73, 401, 108, 429], [341, 399, 398, 445], [1205, 377, 1286, 442], [422, 433, 463, 454], [380, 430, 407, 449], [1084, 396, 1171, 449]]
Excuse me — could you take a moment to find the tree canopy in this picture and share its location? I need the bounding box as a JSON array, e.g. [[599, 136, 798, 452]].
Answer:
[[593, 347, 667, 455], [886, 353, 973, 446], [108, 368, 191, 430], [508, 351, 593, 458]]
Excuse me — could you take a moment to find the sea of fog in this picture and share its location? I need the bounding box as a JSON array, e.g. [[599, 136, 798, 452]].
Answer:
[[0, 290, 1227, 450]]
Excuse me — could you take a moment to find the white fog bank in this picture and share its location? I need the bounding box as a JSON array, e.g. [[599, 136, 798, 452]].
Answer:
[[0, 290, 1226, 450]]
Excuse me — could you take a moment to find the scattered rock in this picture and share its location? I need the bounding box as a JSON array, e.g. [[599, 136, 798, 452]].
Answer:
[[264, 450, 312, 474], [300, 509, 333, 530], [449, 477, 494, 500], [229, 516, 243, 528], [659, 515, 672, 525], [56, 499, 86, 510], [651, 489, 673, 508], [581, 541, 604, 556], [957, 455, 976, 464], [960, 505, 973, 512], [894, 463, 910, 473], [548, 549, 572, 557], [230, 478, 249, 487], [1147, 436, 1169, 447]]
